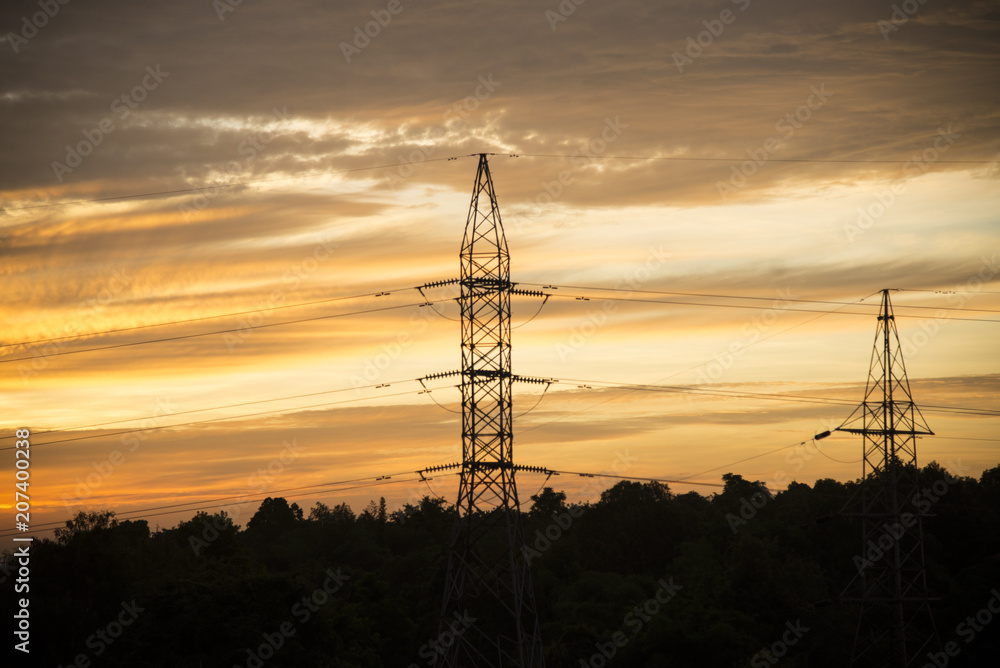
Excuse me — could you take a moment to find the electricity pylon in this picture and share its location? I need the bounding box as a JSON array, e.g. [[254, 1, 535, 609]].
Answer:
[[438, 154, 545, 667], [836, 289, 939, 667]]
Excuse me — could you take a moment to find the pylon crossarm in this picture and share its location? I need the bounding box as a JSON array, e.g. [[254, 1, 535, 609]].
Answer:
[[837, 428, 934, 436], [422, 278, 461, 289]]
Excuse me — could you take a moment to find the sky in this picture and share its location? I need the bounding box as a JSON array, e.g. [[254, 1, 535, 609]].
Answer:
[[1, 0, 998, 538]]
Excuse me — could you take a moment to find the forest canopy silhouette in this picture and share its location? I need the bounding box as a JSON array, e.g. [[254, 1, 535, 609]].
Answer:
[[6, 462, 999, 667]]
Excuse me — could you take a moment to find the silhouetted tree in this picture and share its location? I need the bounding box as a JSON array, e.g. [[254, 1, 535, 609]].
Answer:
[[529, 487, 568, 519], [247, 497, 301, 537], [55, 509, 118, 544]]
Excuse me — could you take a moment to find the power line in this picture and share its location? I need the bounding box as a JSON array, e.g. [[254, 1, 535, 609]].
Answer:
[[7, 282, 996, 364], [543, 291, 1000, 323], [0, 288, 868, 460], [0, 283, 864, 354], [101, 473, 421, 519], [7, 372, 991, 454], [521, 283, 1000, 315], [0, 387, 428, 452], [4, 277, 549, 352], [545, 377, 1000, 418], [505, 153, 995, 165], [897, 288, 1000, 296], [678, 436, 837, 482], [919, 405, 1000, 417], [539, 467, 725, 489], [3, 442, 986, 540], [1, 286, 421, 350], [0, 473, 428, 537], [0, 299, 451, 365], [0, 462, 736, 539], [518, 292, 873, 438], [0, 378, 424, 441], [550, 377, 858, 407]]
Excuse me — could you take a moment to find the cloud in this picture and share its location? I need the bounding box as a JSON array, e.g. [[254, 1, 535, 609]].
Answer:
[[1, 0, 996, 205], [2, 0, 997, 534]]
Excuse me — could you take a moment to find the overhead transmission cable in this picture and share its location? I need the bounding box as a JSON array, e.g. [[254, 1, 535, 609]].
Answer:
[[539, 290, 1000, 323], [543, 377, 1000, 418], [0, 285, 425, 350], [0, 461, 739, 539], [503, 153, 995, 165], [0, 473, 429, 538], [0, 387, 429, 452], [7, 282, 995, 362], [7, 371, 992, 454], [519, 283, 1000, 315], [0, 378, 427, 441], [0, 298, 454, 365]]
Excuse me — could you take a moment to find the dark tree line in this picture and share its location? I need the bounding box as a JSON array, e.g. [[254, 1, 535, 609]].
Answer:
[[5, 461, 999, 667]]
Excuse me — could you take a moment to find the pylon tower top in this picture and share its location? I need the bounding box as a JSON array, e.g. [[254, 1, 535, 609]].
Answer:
[[836, 288, 939, 667]]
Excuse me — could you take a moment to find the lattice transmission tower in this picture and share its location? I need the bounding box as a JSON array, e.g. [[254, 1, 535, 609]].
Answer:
[[437, 154, 545, 667], [836, 288, 939, 667]]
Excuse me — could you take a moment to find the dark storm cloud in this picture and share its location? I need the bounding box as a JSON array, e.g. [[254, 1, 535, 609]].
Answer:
[[1, 0, 996, 206]]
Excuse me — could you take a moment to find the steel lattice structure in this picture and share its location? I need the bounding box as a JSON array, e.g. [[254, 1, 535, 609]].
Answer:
[[438, 154, 544, 667], [836, 289, 939, 667]]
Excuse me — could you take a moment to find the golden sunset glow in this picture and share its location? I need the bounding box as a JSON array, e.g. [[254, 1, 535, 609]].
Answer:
[[1, 0, 997, 543]]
